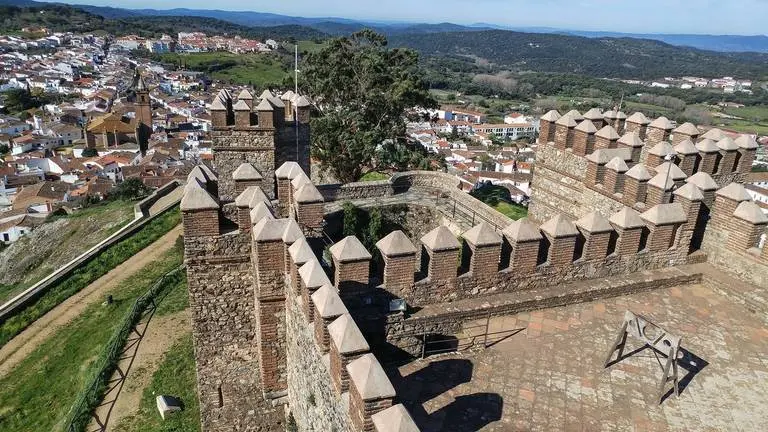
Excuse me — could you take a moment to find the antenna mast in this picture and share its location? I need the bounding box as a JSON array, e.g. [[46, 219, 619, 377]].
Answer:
[[295, 44, 300, 162]]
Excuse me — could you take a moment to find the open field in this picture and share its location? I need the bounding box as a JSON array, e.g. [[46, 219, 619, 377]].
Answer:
[[158, 52, 290, 86], [0, 200, 135, 304], [0, 244, 184, 432]]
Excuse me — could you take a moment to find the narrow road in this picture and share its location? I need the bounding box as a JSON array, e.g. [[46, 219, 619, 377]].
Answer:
[[0, 225, 183, 378]]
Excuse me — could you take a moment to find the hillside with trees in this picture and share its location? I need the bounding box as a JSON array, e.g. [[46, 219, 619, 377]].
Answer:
[[389, 30, 768, 80]]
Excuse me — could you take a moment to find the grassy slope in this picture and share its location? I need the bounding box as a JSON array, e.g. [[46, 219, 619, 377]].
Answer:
[[0, 208, 181, 348], [0, 245, 185, 432], [492, 201, 528, 220], [0, 200, 135, 304], [112, 333, 200, 432]]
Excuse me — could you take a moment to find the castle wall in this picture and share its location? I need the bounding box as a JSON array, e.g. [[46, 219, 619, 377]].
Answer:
[[185, 232, 283, 432], [276, 123, 311, 176], [286, 280, 353, 432]]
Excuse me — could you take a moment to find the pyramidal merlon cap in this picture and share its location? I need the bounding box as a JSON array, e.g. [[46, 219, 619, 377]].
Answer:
[[372, 404, 420, 432], [462, 222, 502, 247], [289, 237, 315, 264], [421, 225, 460, 251], [575, 211, 613, 233], [299, 259, 332, 289], [312, 285, 348, 319], [376, 230, 417, 256], [181, 182, 218, 211], [330, 236, 372, 262], [346, 353, 396, 400], [328, 314, 369, 354], [503, 219, 542, 242], [233, 163, 263, 181], [540, 214, 580, 238]]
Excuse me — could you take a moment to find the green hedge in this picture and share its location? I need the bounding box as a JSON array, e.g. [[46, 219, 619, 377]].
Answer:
[[64, 266, 186, 432], [0, 208, 181, 348]]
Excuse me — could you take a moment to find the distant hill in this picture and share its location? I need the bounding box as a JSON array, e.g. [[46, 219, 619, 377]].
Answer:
[[2, 0, 767, 53], [388, 30, 768, 80]]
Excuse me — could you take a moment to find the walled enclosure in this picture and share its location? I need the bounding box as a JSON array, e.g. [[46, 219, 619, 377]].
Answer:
[[181, 101, 768, 432]]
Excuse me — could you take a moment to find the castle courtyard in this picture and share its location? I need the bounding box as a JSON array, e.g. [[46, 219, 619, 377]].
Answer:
[[388, 280, 768, 431]]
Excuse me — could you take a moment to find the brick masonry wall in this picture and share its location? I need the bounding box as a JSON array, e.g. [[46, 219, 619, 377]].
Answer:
[[184, 233, 282, 432], [702, 222, 768, 288], [182, 210, 219, 237], [469, 244, 501, 276], [581, 231, 611, 261], [428, 248, 459, 281], [336, 260, 371, 296], [382, 254, 416, 295]]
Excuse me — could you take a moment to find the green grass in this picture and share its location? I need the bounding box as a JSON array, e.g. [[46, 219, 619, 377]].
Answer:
[[0, 208, 181, 348], [159, 52, 290, 86], [112, 334, 200, 432], [293, 40, 327, 54], [358, 171, 390, 182], [723, 105, 768, 122], [492, 201, 529, 220], [0, 245, 185, 432]]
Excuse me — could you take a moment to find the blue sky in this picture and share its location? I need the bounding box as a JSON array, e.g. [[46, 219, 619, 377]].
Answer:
[[42, 0, 767, 35]]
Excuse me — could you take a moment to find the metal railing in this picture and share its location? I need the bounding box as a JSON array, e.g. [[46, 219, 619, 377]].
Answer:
[[433, 192, 505, 232]]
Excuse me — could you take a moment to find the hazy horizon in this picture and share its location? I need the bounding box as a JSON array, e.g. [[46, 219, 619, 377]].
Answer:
[[34, 0, 768, 36]]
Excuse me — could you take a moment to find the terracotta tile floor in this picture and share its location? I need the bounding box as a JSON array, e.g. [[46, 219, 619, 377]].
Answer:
[[388, 283, 768, 431]]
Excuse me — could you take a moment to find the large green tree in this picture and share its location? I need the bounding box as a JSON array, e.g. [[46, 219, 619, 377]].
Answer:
[[302, 30, 437, 183]]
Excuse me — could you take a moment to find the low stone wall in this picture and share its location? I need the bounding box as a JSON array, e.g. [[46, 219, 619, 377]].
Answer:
[[317, 181, 394, 202], [385, 265, 703, 350], [702, 225, 768, 288], [398, 231, 693, 306], [286, 279, 352, 432]]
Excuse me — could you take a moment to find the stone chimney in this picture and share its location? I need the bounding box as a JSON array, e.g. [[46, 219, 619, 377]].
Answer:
[[729, 201, 768, 251], [575, 211, 614, 261], [646, 141, 675, 168], [180, 180, 219, 238], [312, 285, 348, 353], [583, 108, 603, 130], [538, 110, 561, 145], [604, 157, 629, 195], [618, 131, 644, 164], [609, 207, 646, 256], [256, 98, 274, 129], [735, 135, 759, 174], [623, 164, 652, 206], [625, 112, 650, 140], [371, 404, 420, 432], [554, 114, 577, 150], [594, 125, 620, 150], [299, 259, 332, 321], [673, 140, 698, 177], [572, 120, 597, 156], [646, 116, 674, 149], [461, 223, 503, 276], [540, 214, 580, 267], [695, 139, 720, 175], [330, 236, 373, 297], [502, 219, 542, 274], [347, 354, 396, 432], [329, 314, 370, 394], [376, 231, 417, 297], [288, 237, 314, 295], [639, 203, 688, 251], [420, 226, 461, 282], [716, 137, 739, 175], [672, 122, 700, 145]]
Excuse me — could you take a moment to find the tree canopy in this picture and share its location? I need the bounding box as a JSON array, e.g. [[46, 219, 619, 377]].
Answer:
[[302, 30, 437, 183]]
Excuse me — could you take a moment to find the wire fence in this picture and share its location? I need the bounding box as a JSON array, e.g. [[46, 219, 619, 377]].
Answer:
[[64, 265, 186, 432]]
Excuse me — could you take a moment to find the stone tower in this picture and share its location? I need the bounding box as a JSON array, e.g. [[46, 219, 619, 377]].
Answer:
[[210, 89, 311, 202], [134, 71, 152, 156]]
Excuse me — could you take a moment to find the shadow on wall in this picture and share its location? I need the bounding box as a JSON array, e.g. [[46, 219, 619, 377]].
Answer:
[[386, 358, 504, 431]]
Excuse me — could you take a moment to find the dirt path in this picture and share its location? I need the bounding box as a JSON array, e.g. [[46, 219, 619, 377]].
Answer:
[[0, 225, 182, 378], [103, 309, 190, 431]]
